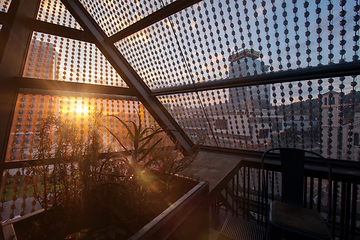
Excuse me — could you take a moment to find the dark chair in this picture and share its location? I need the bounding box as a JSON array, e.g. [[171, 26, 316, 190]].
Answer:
[[261, 148, 332, 240]]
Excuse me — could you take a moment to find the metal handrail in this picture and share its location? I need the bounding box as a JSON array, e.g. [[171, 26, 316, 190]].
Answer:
[[261, 148, 332, 222]]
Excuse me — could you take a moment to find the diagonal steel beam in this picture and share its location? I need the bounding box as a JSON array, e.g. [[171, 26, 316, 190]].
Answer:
[[30, 19, 95, 43], [150, 61, 360, 96], [61, 0, 193, 153], [16, 77, 135, 96], [106, 0, 202, 43]]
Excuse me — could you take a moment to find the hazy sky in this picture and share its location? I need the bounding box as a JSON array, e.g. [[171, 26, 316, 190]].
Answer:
[[27, 0, 359, 106], [114, 0, 358, 103]]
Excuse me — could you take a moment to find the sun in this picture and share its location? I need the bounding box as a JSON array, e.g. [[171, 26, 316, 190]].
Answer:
[[72, 103, 89, 115]]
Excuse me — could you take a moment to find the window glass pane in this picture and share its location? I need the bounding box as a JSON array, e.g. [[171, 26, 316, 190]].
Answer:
[[6, 93, 171, 162], [23, 32, 127, 88], [79, 0, 175, 37], [37, 0, 83, 30], [159, 75, 360, 161], [116, 0, 358, 90]]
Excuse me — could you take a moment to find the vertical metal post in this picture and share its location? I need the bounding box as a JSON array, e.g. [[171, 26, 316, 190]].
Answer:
[[339, 182, 346, 240], [331, 180, 337, 238], [350, 183, 357, 240], [317, 178, 322, 212], [304, 176, 308, 208], [309, 177, 314, 209], [271, 171, 274, 202], [0, 0, 41, 161], [257, 168, 260, 224], [263, 169, 267, 225], [247, 167, 250, 221], [344, 183, 351, 240], [231, 176, 234, 216], [236, 171, 239, 217], [242, 167, 245, 220]]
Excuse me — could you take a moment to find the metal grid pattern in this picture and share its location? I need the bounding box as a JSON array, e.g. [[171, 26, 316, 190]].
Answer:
[[78, 0, 175, 37], [115, 0, 359, 90], [23, 32, 128, 87], [5, 93, 164, 162], [37, 0, 83, 30]]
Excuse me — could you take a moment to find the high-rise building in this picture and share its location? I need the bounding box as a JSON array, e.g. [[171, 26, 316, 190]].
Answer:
[[24, 40, 59, 80], [228, 49, 269, 110]]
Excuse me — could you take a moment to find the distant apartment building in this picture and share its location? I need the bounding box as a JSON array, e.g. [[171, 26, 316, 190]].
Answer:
[[24, 39, 59, 80], [6, 41, 59, 161], [212, 108, 283, 149], [284, 114, 311, 133], [321, 91, 360, 161], [228, 49, 269, 110]]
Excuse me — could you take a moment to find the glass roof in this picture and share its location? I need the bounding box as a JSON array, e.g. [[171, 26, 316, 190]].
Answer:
[[23, 31, 128, 87], [37, 0, 83, 30], [79, 0, 176, 37], [114, 0, 358, 90], [2, 0, 360, 160]]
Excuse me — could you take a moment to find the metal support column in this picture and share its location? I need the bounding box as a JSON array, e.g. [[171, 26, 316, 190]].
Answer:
[[0, 0, 41, 162]]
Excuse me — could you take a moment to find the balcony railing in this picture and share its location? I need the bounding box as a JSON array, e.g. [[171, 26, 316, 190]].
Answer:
[[0, 150, 359, 240], [209, 156, 360, 240]]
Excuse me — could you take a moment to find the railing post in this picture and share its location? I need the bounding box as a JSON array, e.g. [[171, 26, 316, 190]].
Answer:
[[210, 158, 359, 239], [247, 167, 250, 221], [331, 180, 337, 238], [345, 182, 351, 240], [350, 183, 358, 240], [304, 176, 308, 208], [257, 168, 261, 224], [340, 182, 346, 239], [236, 171, 239, 217], [309, 177, 314, 209], [317, 177, 322, 212], [242, 167, 246, 220], [232, 176, 235, 216]]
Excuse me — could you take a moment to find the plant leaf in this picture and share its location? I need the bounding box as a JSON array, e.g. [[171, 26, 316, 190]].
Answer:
[[138, 138, 162, 164], [105, 115, 135, 140], [102, 125, 130, 154]]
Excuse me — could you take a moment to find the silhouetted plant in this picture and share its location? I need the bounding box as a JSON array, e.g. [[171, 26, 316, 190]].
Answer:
[[102, 114, 165, 180], [23, 109, 199, 239]]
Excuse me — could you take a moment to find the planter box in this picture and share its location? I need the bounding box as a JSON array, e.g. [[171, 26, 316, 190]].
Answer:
[[1, 180, 209, 240], [130, 181, 209, 240]]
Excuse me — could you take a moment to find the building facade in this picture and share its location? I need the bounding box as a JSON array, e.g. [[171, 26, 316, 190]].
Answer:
[[228, 49, 269, 110]]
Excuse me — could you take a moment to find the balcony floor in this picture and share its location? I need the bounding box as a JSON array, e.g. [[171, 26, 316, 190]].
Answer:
[[184, 150, 261, 240]]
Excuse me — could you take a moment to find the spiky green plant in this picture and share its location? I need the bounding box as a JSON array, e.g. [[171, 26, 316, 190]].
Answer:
[[102, 114, 165, 180]]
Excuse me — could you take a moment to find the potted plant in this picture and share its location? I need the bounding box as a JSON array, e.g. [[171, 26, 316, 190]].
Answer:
[[2, 110, 208, 240]]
